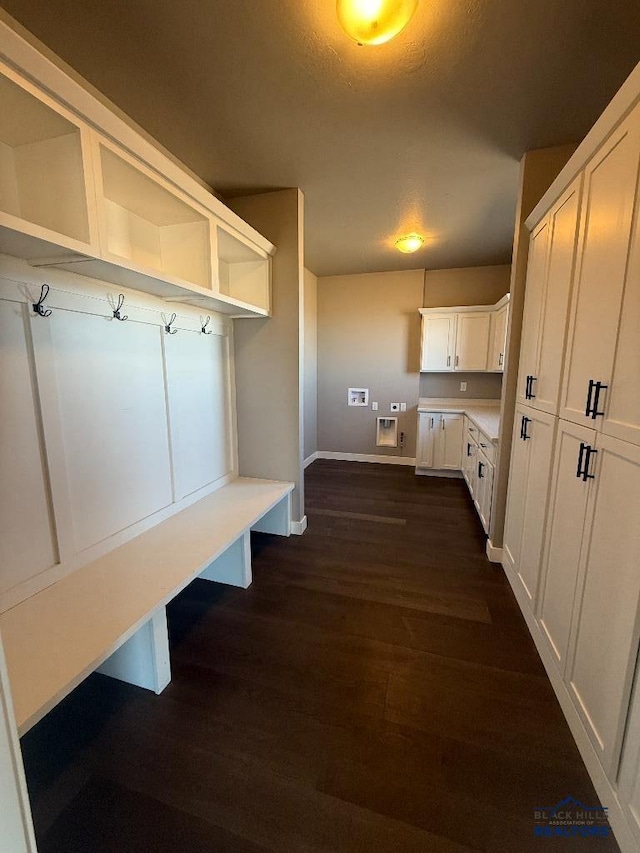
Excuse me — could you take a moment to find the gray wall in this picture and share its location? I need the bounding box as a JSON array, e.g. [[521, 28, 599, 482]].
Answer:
[[318, 269, 423, 459], [228, 188, 305, 522], [419, 372, 503, 400], [303, 267, 318, 461]]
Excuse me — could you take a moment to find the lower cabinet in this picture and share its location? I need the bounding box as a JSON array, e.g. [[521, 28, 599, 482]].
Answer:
[[475, 447, 494, 534], [503, 404, 556, 608], [416, 412, 463, 471], [618, 659, 640, 847]]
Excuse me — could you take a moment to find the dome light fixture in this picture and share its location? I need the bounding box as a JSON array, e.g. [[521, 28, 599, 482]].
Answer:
[[337, 0, 419, 46], [395, 233, 424, 253]]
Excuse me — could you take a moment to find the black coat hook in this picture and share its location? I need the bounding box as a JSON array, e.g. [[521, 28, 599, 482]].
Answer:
[[33, 284, 52, 318], [165, 313, 178, 335], [201, 315, 213, 335], [113, 293, 128, 321]]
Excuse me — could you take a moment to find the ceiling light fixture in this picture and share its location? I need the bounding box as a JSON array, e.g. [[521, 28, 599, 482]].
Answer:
[[395, 233, 424, 253], [337, 0, 419, 46]]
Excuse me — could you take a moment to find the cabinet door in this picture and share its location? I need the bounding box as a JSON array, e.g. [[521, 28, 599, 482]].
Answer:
[[435, 414, 463, 470], [476, 450, 494, 534], [416, 413, 438, 468], [617, 656, 640, 847], [509, 406, 556, 610], [604, 179, 640, 448], [454, 312, 491, 371], [533, 178, 582, 415], [517, 217, 550, 406], [566, 434, 640, 776], [503, 408, 531, 572], [462, 428, 475, 488], [559, 107, 640, 429], [537, 419, 595, 671], [420, 314, 456, 371], [489, 302, 508, 372]]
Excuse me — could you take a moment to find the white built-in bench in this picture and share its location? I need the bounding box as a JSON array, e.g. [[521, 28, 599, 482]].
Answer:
[[0, 477, 293, 736]]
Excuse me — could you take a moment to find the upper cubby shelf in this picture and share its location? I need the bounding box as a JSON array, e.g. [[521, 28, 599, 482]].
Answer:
[[0, 55, 273, 318], [0, 66, 96, 260]]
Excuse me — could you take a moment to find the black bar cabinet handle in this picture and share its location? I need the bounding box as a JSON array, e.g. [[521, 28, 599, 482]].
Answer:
[[478, 462, 484, 479], [591, 382, 608, 419], [529, 377, 537, 399], [522, 417, 531, 440], [585, 379, 596, 417], [576, 442, 586, 479], [582, 446, 598, 481]]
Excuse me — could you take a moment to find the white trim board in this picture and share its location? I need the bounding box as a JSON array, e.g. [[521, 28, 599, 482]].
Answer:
[[303, 452, 318, 469], [500, 558, 638, 853], [316, 451, 416, 466], [486, 539, 503, 564], [291, 516, 308, 535]]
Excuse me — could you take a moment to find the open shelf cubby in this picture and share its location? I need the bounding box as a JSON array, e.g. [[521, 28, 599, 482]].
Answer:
[[217, 227, 270, 312], [0, 70, 91, 245], [98, 144, 211, 290]]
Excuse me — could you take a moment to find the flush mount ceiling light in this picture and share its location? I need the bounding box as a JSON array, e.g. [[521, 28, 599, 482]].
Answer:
[[395, 233, 424, 253], [337, 0, 419, 46]]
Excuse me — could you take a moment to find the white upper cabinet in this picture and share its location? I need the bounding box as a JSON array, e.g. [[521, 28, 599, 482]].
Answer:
[[454, 312, 491, 371], [0, 63, 97, 259], [559, 106, 640, 430], [216, 226, 271, 314], [420, 313, 456, 371], [518, 178, 582, 413], [419, 299, 508, 373], [489, 298, 509, 372]]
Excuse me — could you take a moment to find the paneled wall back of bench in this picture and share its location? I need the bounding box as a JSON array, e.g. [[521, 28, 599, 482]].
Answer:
[[0, 256, 236, 612]]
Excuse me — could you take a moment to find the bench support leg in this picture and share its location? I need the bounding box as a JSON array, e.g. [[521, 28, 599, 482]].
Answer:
[[98, 608, 171, 694], [252, 494, 291, 536], [199, 532, 252, 588]]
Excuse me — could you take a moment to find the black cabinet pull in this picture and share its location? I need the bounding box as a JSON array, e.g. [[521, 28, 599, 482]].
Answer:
[[582, 446, 597, 481], [467, 442, 472, 457], [576, 442, 586, 479], [585, 379, 596, 417], [478, 462, 484, 479], [522, 417, 531, 440], [591, 382, 608, 419], [529, 376, 537, 399], [525, 375, 531, 399]]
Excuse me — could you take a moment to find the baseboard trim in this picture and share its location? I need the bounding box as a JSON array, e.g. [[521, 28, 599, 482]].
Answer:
[[290, 516, 308, 535], [303, 452, 318, 469], [316, 451, 416, 467], [485, 539, 503, 563], [500, 558, 636, 853], [415, 468, 462, 479]]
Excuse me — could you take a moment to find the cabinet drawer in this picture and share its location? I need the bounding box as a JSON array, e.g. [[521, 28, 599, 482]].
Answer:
[[477, 433, 495, 464]]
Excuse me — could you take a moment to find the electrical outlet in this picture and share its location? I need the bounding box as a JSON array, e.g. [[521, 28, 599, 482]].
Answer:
[[372, 401, 379, 411], [400, 403, 407, 412], [460, 382, 467, 392], [390, 403, 400, 412]]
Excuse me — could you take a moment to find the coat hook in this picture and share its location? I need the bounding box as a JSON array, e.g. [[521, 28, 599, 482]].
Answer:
[[113, 293, 128, 321], [33, 283, 52, 318], [201, 315, 213, 335], [164, 313, 178, 335]]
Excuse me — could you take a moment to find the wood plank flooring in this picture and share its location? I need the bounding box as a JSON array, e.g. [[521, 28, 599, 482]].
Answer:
[[21, 460, 619, 852]]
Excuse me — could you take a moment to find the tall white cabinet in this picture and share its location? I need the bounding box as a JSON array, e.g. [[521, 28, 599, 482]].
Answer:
[[503, 78, 640, 853]]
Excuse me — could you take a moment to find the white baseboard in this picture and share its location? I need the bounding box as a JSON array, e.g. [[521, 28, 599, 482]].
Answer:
[[290, 516, 308, 535], [303, 452, 318, 469], [485, 539, 503, 563], [316, 451, 416, 467], [500, 558, 636, 853], [415, 468, 462, 478]]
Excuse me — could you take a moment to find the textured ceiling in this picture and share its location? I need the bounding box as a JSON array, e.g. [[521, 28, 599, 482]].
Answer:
[[3, 1, 640, 276]]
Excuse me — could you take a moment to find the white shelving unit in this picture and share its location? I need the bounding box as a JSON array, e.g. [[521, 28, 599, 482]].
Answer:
[[217, 227, 270, 314], [0, 66, 95, 260]]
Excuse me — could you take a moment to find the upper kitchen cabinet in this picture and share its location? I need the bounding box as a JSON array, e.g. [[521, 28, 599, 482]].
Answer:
[[419, 297, 509, 373], [559, 105, 640, 432], [0, 63, 97, 260], [517, 177, 582, 413], [489, 294, 509, 372]]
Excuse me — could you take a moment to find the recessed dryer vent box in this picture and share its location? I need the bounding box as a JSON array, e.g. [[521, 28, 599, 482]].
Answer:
[[348, 388, 369, 407], [376, 417, 398, 447]]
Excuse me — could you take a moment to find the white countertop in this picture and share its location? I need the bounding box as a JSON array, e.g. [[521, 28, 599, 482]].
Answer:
[[417, 398, 501, 443]]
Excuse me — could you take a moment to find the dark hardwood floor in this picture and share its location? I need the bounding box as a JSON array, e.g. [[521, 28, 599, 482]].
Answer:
[[22, 460, 619, 852]]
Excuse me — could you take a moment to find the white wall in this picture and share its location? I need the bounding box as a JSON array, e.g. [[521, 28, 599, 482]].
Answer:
[[303, 267, 318, 463], [228, 189, 305, 523]]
